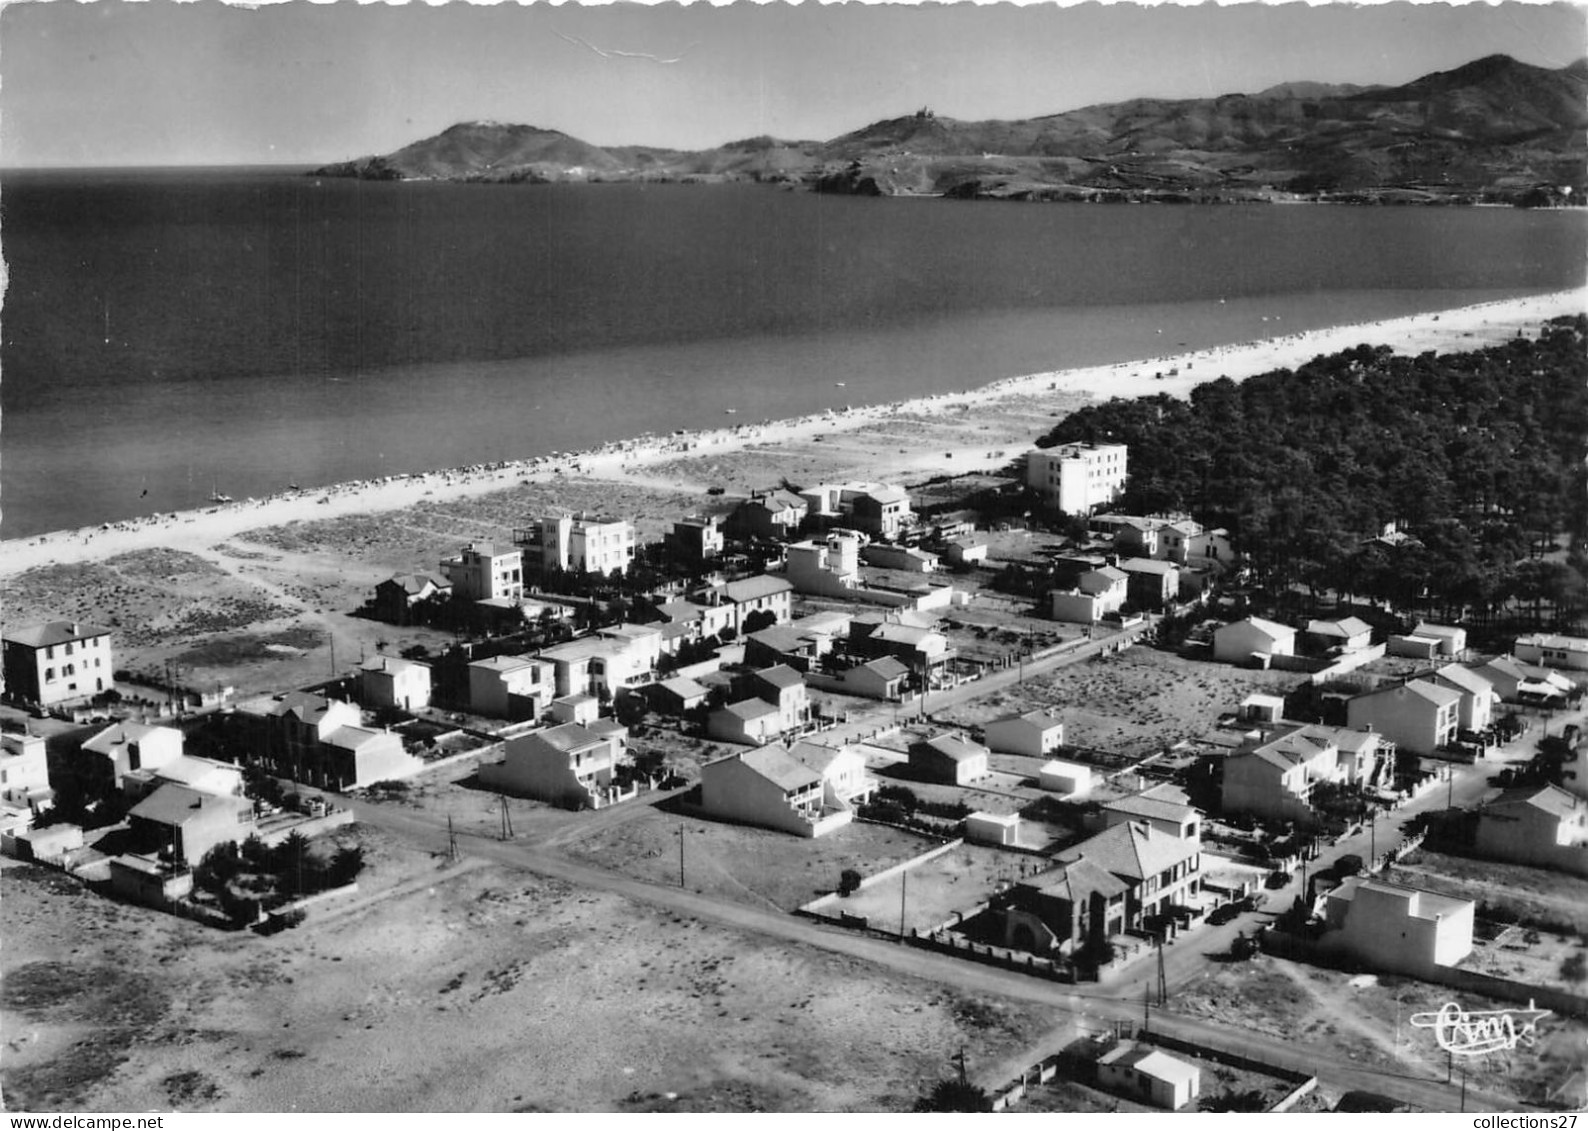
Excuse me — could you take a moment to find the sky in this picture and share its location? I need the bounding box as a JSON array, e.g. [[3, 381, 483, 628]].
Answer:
[[2, 0, 1586, 167]]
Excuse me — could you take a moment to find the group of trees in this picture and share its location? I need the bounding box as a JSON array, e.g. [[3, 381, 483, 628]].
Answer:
[[192, 831, 365, 923], [1037, 316, 1588, 627]]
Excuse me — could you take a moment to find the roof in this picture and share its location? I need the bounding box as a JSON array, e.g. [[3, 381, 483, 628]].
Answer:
[[1240, 724, 1339, 770], [721, 699, 779, 722], [1057, 820, 1198, 881], [991, 710, 1064, 732], [1331, 877, 1473, 922], [1430, 664, 1493, 697], [323, 725, 389, 752], [82, 721, 175, 755], [457, 540, 512, 558], [870, 623, 937, 647], [859, 656, 911, 680], [469, 654, 542, 674], [747, 625, 811, 654], [3, 621, 112, 648], [1308, 616, 1372, 638], [1413, 622, 1466, 641], [531, 722, 611, 754], [1515, 632, 1588, 652], [748, 489, 807, 513], [1476, 655, 1527, 680], [795, 611, 852, 636], [656, 599, 709, 623], [1241, 693, 1287, 707], [1486, 784, 1585, 822], [1219, 616, 1294, 642], [752, 665, 805, 691], [361, 655, 428, 675], [721, 575, 794, 603], [1099, 1043, 1200, 1088], [915, 734, 987, 762], [1104, 791, 1196, 825], [787, 740, 857, 776], [1024, 856, 1129, 902], [540, 636, 621, 663], [735, 744, 821, 791], [383, 572, 451, 594], [1117, 557, 1178, 576], [129, 783, 242, 827], [1085, 566, 1129, 584], [658, 676, 709, 700]]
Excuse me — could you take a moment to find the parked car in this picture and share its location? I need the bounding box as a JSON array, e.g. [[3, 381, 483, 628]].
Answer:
[[1208, 902, 1242, 926], [1265, 870, 1292, 889]]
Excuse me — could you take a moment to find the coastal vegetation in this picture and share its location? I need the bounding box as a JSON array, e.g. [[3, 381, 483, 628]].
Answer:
[[1037, 315, 1588, 628]]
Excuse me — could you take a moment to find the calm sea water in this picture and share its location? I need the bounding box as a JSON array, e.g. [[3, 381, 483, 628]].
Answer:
[[3, 167, 1583, 538]]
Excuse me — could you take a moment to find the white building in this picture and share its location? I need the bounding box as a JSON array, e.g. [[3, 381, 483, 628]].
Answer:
[[467, 654, 555, 720], [1038, 758, 1092, 798], [2, 621, 114, 708], [359, 655, 432, 712], [1323, 878, 1474, 977], [1026, 443, 1128, 513], [1212, 617, 1296, 665], [1514, 633, 1588, 673], [984, 711, 1065, 758], [439, 541, 523, 602], [519, 514, 637, 576], [1097, 1043, 1201, 1111]]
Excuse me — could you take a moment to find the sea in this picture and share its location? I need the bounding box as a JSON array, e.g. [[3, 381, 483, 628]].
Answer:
[[3, 166, 1584, 540]]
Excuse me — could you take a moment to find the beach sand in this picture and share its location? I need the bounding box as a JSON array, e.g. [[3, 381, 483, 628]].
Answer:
[[4, 287, 1581, 582]]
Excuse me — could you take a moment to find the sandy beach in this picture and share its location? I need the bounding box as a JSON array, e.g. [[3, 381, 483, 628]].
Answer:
[[3, 287, 1582, 582]]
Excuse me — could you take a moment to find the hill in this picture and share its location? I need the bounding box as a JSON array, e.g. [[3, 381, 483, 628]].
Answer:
[[312, 54, 1588, 203]]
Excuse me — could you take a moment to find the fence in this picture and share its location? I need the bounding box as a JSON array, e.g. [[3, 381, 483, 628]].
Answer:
[[798, 837, 963, 922]]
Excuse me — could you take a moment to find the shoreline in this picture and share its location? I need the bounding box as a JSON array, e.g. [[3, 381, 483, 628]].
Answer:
[[3, 286, 1582, 580]]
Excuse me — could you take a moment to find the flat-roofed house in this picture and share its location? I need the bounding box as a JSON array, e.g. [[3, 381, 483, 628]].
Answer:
[[1026, 443, 1128, 513], [1213, 617, 1296, 665], [519, 515, 637, 577], [965, 810, 1022, 847], [1345, 679, 1460, 755], [984, 711, 1065, 758], [360, 655, 432, 712], [122, 755, 245, 801], [127, 783, 256, 866], [665, 516, 725, 564], [1097, 1043, 1202, 1111], [1323, 878, 1474, 977], [479, 721, 631, 810], [1038, 758, 1092, 798], [908, 733, 989, 785], [468, 654, 555, 720], [699, 745, 852, 837], [1514, 632, 1588, 673], [0, 732, 51, 810], [1426, 664, 1497, 733], [1474, 785, 1588, 877], [439, 541, 523, 602], [2, 621, 114, 708]]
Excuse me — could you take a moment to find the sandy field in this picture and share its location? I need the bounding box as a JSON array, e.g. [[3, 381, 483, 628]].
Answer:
[[0, 847, 1067, 1113], [1171, 952, 1587, 1110], [934, 644, 1300, 760]]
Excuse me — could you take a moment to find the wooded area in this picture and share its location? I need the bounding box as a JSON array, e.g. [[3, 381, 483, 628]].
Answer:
[[1037, 315, 1588, 628]]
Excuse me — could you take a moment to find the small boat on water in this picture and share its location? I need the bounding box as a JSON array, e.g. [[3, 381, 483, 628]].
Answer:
[[724, 408, 737, 414]]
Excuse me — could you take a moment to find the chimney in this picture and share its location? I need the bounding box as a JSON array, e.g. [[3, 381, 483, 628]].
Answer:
[[69, 623, 80, 636]]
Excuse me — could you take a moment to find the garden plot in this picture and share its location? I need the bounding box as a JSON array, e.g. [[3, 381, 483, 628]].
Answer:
[[826, 843, 1042, 935]]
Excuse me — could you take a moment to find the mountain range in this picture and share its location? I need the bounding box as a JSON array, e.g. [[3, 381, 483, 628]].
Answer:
[[312, 54, 1588, 204]]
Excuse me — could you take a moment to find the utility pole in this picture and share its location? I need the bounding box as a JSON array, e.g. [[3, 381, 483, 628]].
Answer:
[[952, 1046, 968, 1086], [899, 866, 908, 938], [1156, 941, 1168, 1006], [1142, 985, 1151, 1033], [677, 821, 686, 888], [498, 791, 514, 840], [447, 814, 460, 863]]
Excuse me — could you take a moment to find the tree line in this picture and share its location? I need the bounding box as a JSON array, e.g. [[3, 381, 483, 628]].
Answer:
[[1036, 315, 1588, 628]]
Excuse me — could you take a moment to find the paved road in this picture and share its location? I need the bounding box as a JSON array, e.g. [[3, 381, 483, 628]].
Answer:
[[336, 788, 1525, 1112]]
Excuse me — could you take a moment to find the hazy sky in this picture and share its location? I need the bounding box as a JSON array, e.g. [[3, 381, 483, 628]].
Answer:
[[3, 0, 1585, 167]]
